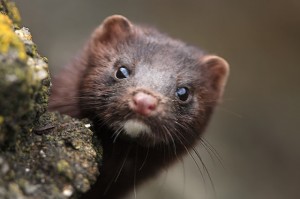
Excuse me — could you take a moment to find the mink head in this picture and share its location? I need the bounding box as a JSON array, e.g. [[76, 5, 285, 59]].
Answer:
[[79, 15, 229, 147]]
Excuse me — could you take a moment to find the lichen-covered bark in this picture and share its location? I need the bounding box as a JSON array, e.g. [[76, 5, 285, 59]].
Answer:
[[0, 7, 49, 146], [0, 112, 102, 199], [0, 0, 21, 27], [0, 1, 103, 198]]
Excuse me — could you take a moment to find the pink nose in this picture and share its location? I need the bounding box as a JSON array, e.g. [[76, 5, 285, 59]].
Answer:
[[131, 92, 158, 116]]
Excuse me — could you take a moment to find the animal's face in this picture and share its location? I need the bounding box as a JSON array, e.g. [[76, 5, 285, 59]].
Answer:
[[79, 15, 229, 147]]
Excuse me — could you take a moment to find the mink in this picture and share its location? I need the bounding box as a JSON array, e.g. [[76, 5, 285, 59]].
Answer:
[[49, 15, 229, 199]]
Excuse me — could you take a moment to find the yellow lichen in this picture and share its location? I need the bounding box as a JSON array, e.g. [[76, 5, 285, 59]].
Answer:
[[0, 14, 26, 61], [7, 2, 21, 26], [0, 13, 12, 26]]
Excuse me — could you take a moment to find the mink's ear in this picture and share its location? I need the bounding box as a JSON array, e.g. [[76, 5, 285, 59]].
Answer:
[[91, 15, 133, 45], [200, 55, 230, 99]]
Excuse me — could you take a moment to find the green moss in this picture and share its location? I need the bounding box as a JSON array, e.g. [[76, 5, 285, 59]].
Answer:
[[0, 14, 26, 61], [57, 160, 74, 180]]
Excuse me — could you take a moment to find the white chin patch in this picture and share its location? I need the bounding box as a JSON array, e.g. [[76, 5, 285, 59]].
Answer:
[[123, 119, 151, 138]]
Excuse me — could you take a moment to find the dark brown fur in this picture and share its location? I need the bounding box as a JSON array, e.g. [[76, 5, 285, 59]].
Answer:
[[49, 15, 229, 199]]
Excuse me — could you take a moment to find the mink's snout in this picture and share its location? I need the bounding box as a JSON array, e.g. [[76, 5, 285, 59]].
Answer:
[[130, 92, 158, 116]]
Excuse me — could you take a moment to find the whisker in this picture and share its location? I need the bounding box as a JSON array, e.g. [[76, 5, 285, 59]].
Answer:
[[139, 146, 149, 171], [133, 146, 138, 199], [160, 127, 172, 157], [103, 146, 131, 196], [180, 158, 186, 199], [172, 124, 218, 197], [192, 147, 216, 198], [112, 127, 123, 143], [171, 130, 205, 182], [217, 106, 243, 118], [163, 125, 177, 156], [201, 138, 224, 168], [199, 141, 219, 167]]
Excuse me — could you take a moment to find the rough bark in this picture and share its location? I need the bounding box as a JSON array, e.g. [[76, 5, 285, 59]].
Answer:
[[0, 1, 103, 198]]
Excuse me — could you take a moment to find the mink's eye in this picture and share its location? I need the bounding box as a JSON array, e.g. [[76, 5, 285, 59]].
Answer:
[[115, 66, 130, 79], [176, 87, 189, 101]]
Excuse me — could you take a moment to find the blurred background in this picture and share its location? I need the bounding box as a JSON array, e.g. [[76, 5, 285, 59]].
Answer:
[[14, 0, 300, 199]]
